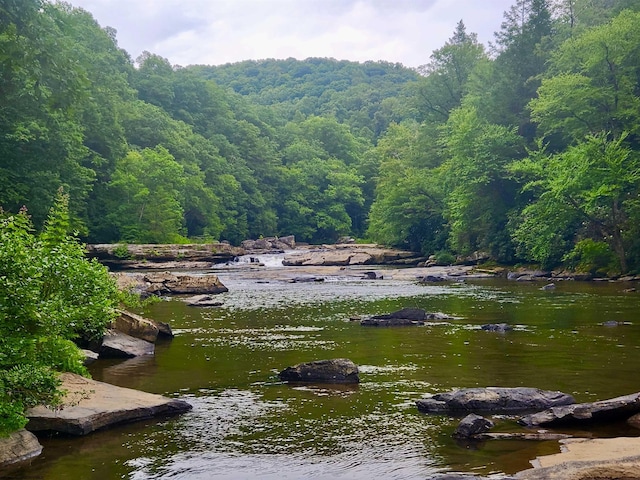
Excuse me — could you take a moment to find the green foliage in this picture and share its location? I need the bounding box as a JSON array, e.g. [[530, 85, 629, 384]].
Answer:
[[563, 239, 618, 275], [0, 191, 118, 436]]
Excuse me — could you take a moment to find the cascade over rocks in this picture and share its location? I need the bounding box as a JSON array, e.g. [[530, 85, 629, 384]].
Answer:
[[279, 358, 359, 384], [416, 387, 575, 414]]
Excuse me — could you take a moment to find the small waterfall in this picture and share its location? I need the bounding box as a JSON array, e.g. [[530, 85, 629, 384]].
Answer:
[[232, 252, 291, 267]]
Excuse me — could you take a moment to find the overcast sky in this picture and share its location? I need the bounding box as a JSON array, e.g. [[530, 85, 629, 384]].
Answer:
[[67, 0, 515, 69]]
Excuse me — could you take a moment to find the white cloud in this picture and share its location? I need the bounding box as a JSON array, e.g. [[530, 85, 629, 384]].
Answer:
[[66, 0, 513, 68]]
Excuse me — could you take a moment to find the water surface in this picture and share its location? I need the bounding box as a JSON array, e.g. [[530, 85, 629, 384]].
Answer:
[[12, 267, 640, 479]]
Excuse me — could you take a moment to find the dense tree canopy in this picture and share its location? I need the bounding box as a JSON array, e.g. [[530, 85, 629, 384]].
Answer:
[[2, 0, 640, 273]]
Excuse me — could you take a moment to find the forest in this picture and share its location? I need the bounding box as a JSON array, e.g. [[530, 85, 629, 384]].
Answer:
[[2, 0, 640, 275]]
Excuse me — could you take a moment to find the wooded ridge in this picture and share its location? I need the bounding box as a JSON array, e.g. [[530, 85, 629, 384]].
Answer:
[[2, 0, 640, 274]]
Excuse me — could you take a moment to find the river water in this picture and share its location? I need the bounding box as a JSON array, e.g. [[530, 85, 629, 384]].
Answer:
[[11, 261, 640, 479]]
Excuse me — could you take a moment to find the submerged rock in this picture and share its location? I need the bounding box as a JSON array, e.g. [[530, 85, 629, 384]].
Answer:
[[183, 294, 224, 307], [26, 373, 192, 436], [481, 323, 513, 332], [416, 387, 575, 414], [361, 308, 454, 327], [279, 358, 359, 384], [519, 391, 640, 427]]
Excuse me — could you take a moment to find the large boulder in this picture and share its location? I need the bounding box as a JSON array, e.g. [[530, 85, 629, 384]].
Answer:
[[26, 373, 192, 435], [519, 391, 640, 427], [112, 309, 159, 343], [0, 429, 42, 468], [279, 358, 359, 384], [416, 387, 575, 414], [99, 329, 155, 358], [113, 272, 228, 297], [144, 272, 228, 295]]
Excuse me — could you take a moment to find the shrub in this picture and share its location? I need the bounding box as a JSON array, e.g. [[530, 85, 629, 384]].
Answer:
[[0, 190, 118, 436]]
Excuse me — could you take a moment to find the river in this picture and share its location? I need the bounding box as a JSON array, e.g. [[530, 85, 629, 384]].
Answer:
[[11, 260, 640, 479]]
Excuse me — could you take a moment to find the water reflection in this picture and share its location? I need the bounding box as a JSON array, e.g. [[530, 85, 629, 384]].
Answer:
[[15, 276, 640, 479]]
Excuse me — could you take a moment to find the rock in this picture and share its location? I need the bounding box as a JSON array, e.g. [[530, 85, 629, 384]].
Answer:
[[360, 317, 420, 326], [113, 272, 228, 297], [453, 413, 494, 438], [361, 308, 454, 326], [362, 271, 379, 279], [183, 294, 224, 307], [113, 309, 159, 343], [420, 274, 448, 283], [416, 387, 575, 414], [152, 319, 174, 338], [282, 245, 420, 266], [289, 276, 325, 283], [540, 283, 556, 290], [627, 412, 640, 429], [516, 437, 640, 480], [99, 329, 155, 358], [81, 349, 99, 366], [481, 323, 513, 332], [279, 358, 359, 384], [143, 272, 228, 295], [26, 373, 192, 435], [519, 391, 640, 427], [87, 243, 243, 269], [0, 429, 42, 467]]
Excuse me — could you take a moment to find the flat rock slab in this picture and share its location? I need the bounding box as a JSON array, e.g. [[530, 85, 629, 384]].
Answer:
[[100, 329, 155, 358], [279, 358, 359, 384], [516, 437, 640, 479], [0, 429, 43, 467], [417, 387, 575, 414], [519, 391, 640, 427], [26, 373, 192, 435]]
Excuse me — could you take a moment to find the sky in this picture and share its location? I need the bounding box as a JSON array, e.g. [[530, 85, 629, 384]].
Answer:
[[67, 0, 516, 69]]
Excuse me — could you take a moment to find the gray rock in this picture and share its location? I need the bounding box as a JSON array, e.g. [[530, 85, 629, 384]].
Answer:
[[453, 413, 494, 438], [519, 391, 640, 427], [183, 294, 224, 307], [361, 308, 453, 326], [417, 387, 575, 414], [540, 283, 556, 290], [279, 358, 359, 384], [0, 429, 42, 467], [99, 329, 155, 358], [481, 323, 513, 332], [26, 373, 191, 435], [81, 349, 99, 366]]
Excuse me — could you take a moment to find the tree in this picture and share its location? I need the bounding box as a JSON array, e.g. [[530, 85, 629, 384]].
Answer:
[[512, 133, 640, 273], [440, 105, 523, 260], [106, 147, 187, 243], [529, 10, 640, 148], [0, 191, 118, 436], [415, 21, 487, 123]]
